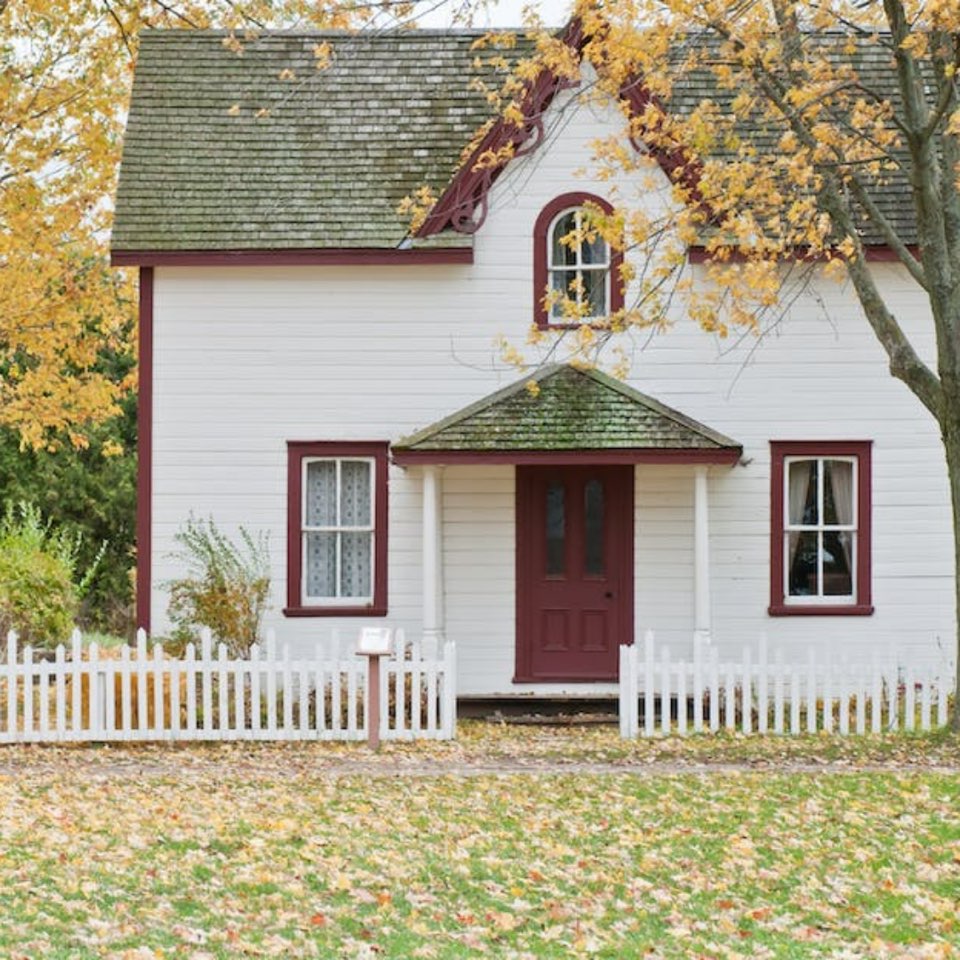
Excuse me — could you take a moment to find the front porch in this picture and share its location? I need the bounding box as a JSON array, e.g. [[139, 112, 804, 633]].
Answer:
[[392, 364, 743, 695]]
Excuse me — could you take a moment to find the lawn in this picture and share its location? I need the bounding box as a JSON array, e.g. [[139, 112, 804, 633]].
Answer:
[[0, 724, 958, 958]]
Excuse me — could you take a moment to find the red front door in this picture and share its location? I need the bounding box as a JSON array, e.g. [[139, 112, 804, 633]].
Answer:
[[515, 465, 634, 682]]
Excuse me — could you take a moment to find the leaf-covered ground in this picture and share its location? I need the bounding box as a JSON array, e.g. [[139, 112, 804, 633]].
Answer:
[[1, 723, 959, 958]]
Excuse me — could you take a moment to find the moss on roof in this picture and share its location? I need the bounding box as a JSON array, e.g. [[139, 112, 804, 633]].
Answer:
[[393, 365, 742, 451], [113, 30, 503, 251], [113, 29, 920, 252]]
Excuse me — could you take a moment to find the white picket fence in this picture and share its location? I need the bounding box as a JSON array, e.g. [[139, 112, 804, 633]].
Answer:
[[0, 628, 456, 743], [620, 632, 954, 738]]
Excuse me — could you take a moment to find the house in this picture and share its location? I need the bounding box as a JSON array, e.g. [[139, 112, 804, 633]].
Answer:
[[111, 26, 954, 698]]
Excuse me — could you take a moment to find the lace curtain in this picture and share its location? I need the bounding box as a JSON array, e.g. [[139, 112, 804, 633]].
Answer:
[[304, 459, 372, 600]]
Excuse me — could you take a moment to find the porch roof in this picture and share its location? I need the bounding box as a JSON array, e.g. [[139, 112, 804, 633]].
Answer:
[[392, 365, 742, 465]]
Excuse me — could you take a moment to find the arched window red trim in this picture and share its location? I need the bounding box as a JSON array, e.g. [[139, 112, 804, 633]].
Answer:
[[532, 192, 625, 329]]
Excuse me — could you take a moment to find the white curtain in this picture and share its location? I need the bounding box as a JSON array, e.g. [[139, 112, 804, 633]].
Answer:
[[787, 460, 814, 565], [828, 459, 854, 571], [339, 461, 372, 598], [305, 460, 336, 526]]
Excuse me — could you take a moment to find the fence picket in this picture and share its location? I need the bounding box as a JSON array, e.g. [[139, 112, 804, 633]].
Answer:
[[217, 643, 229, 736], [773, 651, 784, 735], [920, 676, 932, 732], [692, 635, 703, 734], [282, 644, 293, 738], [806, 650, 817, 734], [39, 657, 50, 738], [709, 647, 720, 733], [265, 631, 278, 736], [724, 661, 735, 732], [643, 630, 655, 738], [22, 644, 33, 737], [660, 647, 671, 736], [676, 661, 687, 736], [790, 666, 801, 734], [5, 632, 16, 737], [905, 665, 916, 732], [757, 635, 768, 735], [855, 669, 866, 735], [71, 630, 83, 735], [870, 653, 882, 734], [741, 647, 752, 735], [55, 643, 66, 737], [937, 663, 949, 728]]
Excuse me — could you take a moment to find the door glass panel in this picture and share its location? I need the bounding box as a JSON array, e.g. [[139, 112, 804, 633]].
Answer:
[[584, 478, 604, 575], [545, 482, 565, 575]]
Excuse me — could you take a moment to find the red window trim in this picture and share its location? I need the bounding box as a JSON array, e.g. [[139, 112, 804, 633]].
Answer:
[[769, 440, 873, 617], [285, 441, 389, 618], [533, 192, 625, 330]]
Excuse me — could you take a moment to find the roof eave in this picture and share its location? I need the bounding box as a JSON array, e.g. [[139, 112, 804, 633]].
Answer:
[[391, 447, 742, 466]]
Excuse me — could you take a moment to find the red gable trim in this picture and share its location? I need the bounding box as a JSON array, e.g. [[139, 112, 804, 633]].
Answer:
[[417, 19, 586, 238], [392, 448, 741, 466], [416, 20, 704, 239], [136, 267, 154, 632], [111, 248, 473, 267]]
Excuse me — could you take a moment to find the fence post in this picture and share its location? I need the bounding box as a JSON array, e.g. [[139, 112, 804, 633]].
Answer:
[[361, 653, 384, 750]]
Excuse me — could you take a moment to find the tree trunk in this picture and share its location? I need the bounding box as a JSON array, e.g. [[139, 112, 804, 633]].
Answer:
[[943, 401, 960, 731]]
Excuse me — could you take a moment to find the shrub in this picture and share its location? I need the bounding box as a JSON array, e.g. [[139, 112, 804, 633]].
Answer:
[[166, 518, 270, 658], [0, 503, 104, 649]]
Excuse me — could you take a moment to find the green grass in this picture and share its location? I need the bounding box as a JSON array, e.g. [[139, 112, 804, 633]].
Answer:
[[0, 727, 958, 957]]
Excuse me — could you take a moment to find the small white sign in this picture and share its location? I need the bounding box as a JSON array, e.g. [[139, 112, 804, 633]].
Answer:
[[357, 626, 392, 656]]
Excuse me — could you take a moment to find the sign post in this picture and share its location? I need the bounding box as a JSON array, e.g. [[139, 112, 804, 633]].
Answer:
[[357, 627, 393, 751]]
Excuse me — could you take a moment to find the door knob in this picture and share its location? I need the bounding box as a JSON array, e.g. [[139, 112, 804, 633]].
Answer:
[[604, 591, 614, 599]]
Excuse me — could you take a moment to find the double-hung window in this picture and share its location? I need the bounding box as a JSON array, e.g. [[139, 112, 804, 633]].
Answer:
[[285, 441, 388, 616], [769, 441, 872, 615]]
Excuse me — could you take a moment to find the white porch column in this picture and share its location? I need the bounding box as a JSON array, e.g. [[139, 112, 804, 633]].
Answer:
[[693, 465, 712, 644], [422, 465, 445, 649]]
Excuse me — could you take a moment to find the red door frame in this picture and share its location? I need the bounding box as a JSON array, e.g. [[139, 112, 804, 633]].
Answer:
[[514, 465, 635, 682]]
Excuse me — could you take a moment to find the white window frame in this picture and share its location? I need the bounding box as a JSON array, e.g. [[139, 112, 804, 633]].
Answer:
[[301, 456, 376, 606], [547, 207, 611, 321], [782, 454, 858, 606]]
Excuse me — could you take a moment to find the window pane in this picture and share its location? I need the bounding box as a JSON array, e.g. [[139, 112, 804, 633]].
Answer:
[[581, 230, 608, 266], [787, 459, 818, 525], [551, 212, 578, 266], [787, 530, 819, 596], [584, 478, 604, 575], [824, 460, 854, 525], [305, 461, 337, 526], [581, 268, 607, 317], [823, 531, 854, 595], [305, 531, 336, 598], [340, 460, 371, 526], [546, 482, 565, 575], [550, 268, 576, 318], [340, 531, 372, 598]]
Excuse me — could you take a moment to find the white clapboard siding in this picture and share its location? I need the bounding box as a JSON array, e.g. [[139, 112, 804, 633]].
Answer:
[[0, 629, 455, 744], [619, 633, 954, 738]]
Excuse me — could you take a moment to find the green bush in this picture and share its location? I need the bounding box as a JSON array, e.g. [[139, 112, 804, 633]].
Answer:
[[166, 518, 270, 658], [0, 503, 104, 649], [0, 403, 136, 636]]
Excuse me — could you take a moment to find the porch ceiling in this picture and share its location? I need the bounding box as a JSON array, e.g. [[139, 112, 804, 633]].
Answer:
[[392, 365, 742, 465]]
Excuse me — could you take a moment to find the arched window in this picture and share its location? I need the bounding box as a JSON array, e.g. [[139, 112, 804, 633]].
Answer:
[[533, 192, 623, 329]]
